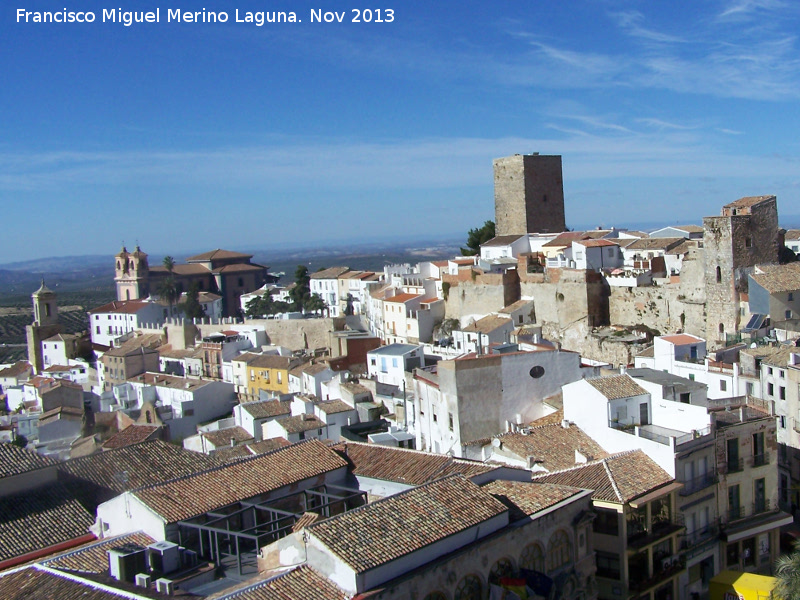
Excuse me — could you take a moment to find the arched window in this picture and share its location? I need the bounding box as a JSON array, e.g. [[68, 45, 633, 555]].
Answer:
[[489, 557, 515, 583], [547, 530, 572, 571], [520, 542, 545, 572], [719, 323, 725, 335], [454, 574, 482, 600]]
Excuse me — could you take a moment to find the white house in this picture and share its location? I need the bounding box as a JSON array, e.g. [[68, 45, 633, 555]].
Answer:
[[367, 344, 425, 388], [88, 300, 165, 347], [310, 267, 350, 316], [570, 239, 623, 271]]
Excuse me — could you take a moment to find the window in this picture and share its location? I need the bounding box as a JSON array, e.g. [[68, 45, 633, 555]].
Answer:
[[448, 412, 454, 431], [520, 543, 545, 572], [593, 508, 619, 536], [780, 415, 787, 429], [728, 484, 741, 520], [780, 370, 785, 378], [277, 372, 282, 384], [716, 266, 722, 283], [768, 383, 774, 396], [529, 365, 545, 378], [780, 387, 786, 400], [594, 552, 620, 579], [680, 392, 690, 404], [745, 237, 752, 248], [454, 575, 482, 600], [768, 367, 774, 375], [727, 542, 739, 567], [790, 292, 795, 301], [433, 413, 438, 423], [546, 530, 572, 571], [787, 310, 793, 320], [489, 558, 514, 584], [720, 380, 727, 392], [689, 373, 695, 381]]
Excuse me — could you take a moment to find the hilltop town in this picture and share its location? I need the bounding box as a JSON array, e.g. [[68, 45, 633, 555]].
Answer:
[[1, 153, 800, 599]]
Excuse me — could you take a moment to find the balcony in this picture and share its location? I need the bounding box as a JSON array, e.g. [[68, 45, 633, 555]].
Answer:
[[725, 500, 773, 524], [680, 524, 720, 550], [679, 471, 718, 496], [750, 452, 770, 468], [627, 518, 684, 550], [724, 458, 744, 474], [630, 554, 686, 594]]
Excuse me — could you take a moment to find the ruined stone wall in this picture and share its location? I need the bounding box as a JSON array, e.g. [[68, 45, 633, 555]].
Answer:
[[520, 269, 608, 331], [443, 270, 519, 319], [608, 283, 706, 339]]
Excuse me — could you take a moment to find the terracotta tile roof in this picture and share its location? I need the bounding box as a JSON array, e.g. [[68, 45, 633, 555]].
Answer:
[[202, 426, 254, 447], [0, 483, 95, 562], [482, 480, 584, 521], [335, 442, 497, 485], [674, 224, 704, 233], [661, 334, 704, 345], [384, 292, 421, 303], [247, 354, 300, 370], [665, 239, 699, 255], [532, 450, 674, 504], [499, 298, 533, 314], [637, 345, 655, 358], [213, 263, 266, 274], [624, 237, 685, 251], [58, 440, 219, 512], [492, 424, 609, 471], [462, 314, 512, 334], [248, 437, 293, 454], [42, 333, 79, 343], [43, 365, 72, 373], [44, 532, 155, 574], [186, 249, 253, 261], [101, 425, 162, 450], [751, 263, 800, 294], [105, 334, 163, 357], [127, 372, 211, 390], [307, 475, 507, 573], [741, 345, 794, 368], [0, 567, 135, 600], [87, 300, 151, 315], [316, 399, 354, 415], [302, 362, 332, 376], [785, 229, 800, 239], [482, 235, 526, 247], [340, 382, 370, 395], [310, 266, 350, 279], [39, 406, 85, 422], [232, 351, 262, 365], [133, 440, 347, 523], [241, 400, 291, 419], [276, 414, 326, 434], [0, 442, 57, 477], [211, 445, 256, 462], [150, 263, 210, 276], [0, 360, 31, 378], [724, 195, 775, 209], [586, 374, 648, 399], [227, 565, 346, 600], [541, 231, 588, 247], [574, 239, 617, 248]]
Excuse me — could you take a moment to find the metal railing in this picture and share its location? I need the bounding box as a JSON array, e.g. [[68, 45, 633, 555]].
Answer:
[[679, 471, 718, 496], [725, 458, 744, 474], [751, 452, 770, 468]]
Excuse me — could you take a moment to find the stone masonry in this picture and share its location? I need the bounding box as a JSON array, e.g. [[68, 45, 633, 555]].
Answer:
[[494, 154, 566, 236]]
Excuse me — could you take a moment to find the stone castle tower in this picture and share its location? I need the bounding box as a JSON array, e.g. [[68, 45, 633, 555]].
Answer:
[[703, 195, 780, 347], [26, 280, 63, 374], [494, 154, 566, 236], [115, 245, 149, 301]]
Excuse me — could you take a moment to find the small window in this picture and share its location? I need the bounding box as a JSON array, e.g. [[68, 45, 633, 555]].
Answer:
[[720, 380, 727, 392], [768, 383, 774, 396], [745, 237, 752, 248], [716, 266, 722, 283], [449, 413, 454, 431], [789, 292, 794, 301], [780, 387, 786, 400], [689, 373, 695, 381], [529, 365, 545, 378], [768, 367, 774, 375], [433, 413, 438, 422], [780, 415, 787, 428]]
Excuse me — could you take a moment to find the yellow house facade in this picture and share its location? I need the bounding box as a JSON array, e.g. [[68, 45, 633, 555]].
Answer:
[[245, 354, 301, 398]]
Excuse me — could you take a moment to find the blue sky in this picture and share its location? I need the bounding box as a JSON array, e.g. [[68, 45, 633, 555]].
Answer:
[[3, 0, 800, 261]]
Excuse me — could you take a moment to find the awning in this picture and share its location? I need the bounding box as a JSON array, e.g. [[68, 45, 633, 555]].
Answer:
[[629, 481, 684, 508]]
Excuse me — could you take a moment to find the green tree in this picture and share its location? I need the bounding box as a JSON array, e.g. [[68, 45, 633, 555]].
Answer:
[[776, 539, 800, 599], [461, 220, 496, 256], [180, 282, 205, 320], [246, 288, 274, 318], [303, 293, 327, 315], [289, 265, 311, 310], [158, 256, 179, 317]]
